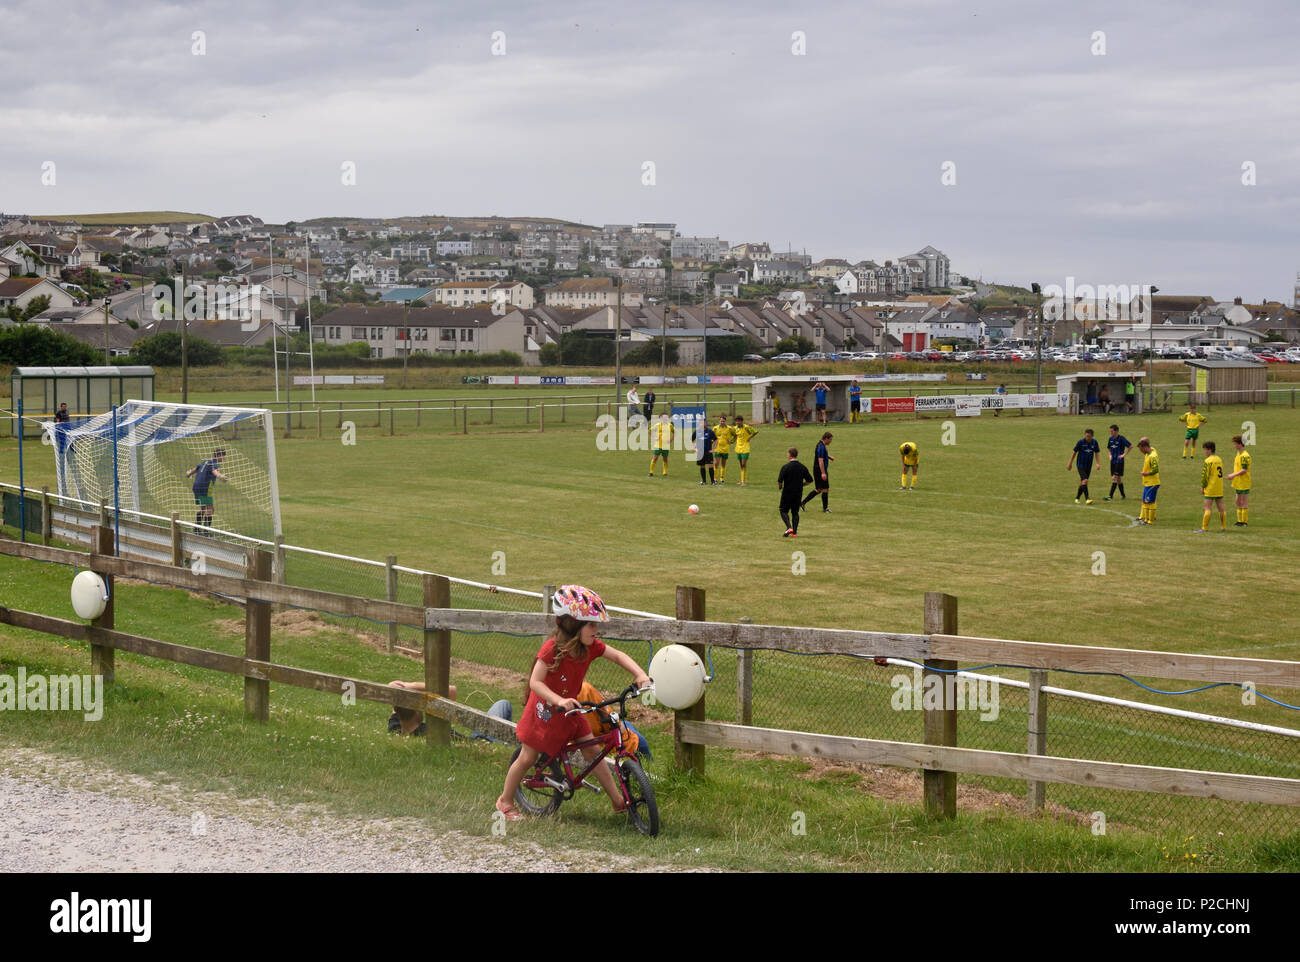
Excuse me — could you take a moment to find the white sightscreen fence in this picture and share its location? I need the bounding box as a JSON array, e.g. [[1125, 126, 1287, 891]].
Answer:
[[53, 400, 282, 541]]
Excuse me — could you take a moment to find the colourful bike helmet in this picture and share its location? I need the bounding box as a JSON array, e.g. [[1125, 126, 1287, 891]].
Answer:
[[552, 584, 609, 622]]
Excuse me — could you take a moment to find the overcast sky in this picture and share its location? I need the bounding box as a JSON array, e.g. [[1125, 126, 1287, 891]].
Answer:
[[2, 0, 1297, 300]]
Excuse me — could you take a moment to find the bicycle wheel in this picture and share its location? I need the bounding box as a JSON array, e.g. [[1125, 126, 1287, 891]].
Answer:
[[511, 746, 564, 816], [617, 757, 658, 837]]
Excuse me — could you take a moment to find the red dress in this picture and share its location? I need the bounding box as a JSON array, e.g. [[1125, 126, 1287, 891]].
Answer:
[[516, 637, 606, 756]]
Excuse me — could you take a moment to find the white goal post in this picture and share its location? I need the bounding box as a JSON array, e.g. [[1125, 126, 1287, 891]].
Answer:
[[53, 399, 282, 541]]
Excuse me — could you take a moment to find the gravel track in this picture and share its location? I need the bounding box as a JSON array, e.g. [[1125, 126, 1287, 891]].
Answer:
[[0, 747, 690, 873]]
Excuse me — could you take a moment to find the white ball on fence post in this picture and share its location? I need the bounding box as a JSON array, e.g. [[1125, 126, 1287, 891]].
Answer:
[[71, 570, 108, 620], [649, 643, 707, 709]]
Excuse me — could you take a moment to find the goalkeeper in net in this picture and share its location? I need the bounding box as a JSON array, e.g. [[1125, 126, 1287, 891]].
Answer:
[[186, 448, 229, 527]]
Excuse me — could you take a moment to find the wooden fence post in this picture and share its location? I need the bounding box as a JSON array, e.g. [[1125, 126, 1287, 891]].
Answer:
[[273, 535, 286, 586], [416, 399, 422, 427], [923, 592, 958, 819], [385, 554, 398, 653], [1027, 668, 1048, 811], [674, 585, 707, 775], [561, 395, 567, 423], [424, 574, 452, 747], [489, 398, 494, 424], [40, 486, 51, 546], [317, 408, 323, 439], [170, 512, 183, 567], [542, 584, 554, 614], [244, 547, 272, 722], [539, 401, 545, 433], [461, 404, 468, 435], [389, 406, 395, 436], [89, 525, 115, 684], [376, 401, 382, 428], [337, 402, 343, 429], [737, 616, 753, 726]]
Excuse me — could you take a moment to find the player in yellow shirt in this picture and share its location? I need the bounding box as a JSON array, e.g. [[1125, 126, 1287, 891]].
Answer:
[[1136, 436, 1160, 525], [1179, 404, 1207, 458], [899, 442, 919, 490], [731, 415, 758, 485], [713, 414, 735, 483], [1194, 441, 1226, 533], [1227, 434, 1252, 526], [648, 414, 673, 477]]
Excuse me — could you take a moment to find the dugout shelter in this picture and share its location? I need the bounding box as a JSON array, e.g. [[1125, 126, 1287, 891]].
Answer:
[[10, 366, 156, 437], [750, 375, 862, 424], [1054, 372, 1145, 415]]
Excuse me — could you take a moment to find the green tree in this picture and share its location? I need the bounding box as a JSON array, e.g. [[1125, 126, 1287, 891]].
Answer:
[[0, 325, 98, 365], [6, 294, 52, 323], [775, 335, 815, 356], [539, 342, 561, 366], [131, 331, 224, 366], [623, 338, 679, 366], [215, 258, 235, 273]]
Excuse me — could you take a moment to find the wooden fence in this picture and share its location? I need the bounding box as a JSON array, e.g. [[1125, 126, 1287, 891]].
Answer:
[[0, 528, 514, 744], [2, 535, 1299, 820]]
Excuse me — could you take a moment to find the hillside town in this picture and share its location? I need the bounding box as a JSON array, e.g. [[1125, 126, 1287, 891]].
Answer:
[[3, 212, 1299, 365]]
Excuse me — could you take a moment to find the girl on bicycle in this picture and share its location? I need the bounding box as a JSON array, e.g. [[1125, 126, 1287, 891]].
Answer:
[[496, 585, 649, 821]]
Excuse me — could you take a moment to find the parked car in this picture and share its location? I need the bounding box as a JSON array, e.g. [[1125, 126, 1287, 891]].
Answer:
[[770, 352, 803, 362], [741, 354, 765, 362], [802, 352, 831, 361]]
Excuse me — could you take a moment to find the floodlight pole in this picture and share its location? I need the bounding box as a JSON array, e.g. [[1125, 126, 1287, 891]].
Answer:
[[1147, 286, 1159, 410], [1032, 282, 1043, 392], [615, 275, 623, 397], [180, 265, 189, 404], [103, 297, 111, 364], [661, 299, 668, 381], [283, 264, 293, 437]]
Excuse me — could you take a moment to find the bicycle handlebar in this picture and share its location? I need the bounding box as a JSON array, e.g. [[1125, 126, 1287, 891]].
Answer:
[[564, 682, 653, 716]]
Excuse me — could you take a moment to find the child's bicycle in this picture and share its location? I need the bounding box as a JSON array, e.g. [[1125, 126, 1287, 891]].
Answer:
[[509, 683, 659, 837]]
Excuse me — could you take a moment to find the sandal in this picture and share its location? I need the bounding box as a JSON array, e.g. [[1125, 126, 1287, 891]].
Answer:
[[495, 799, 524, 821]]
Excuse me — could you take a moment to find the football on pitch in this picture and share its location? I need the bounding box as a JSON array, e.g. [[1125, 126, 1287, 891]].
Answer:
[[688, 504, 699, 514]]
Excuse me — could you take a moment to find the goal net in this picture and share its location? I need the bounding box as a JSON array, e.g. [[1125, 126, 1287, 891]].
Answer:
[[54, 399, 282, 541]]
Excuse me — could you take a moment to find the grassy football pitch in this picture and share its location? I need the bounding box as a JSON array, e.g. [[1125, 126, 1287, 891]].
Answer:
[[2, 395, 1298, 866]]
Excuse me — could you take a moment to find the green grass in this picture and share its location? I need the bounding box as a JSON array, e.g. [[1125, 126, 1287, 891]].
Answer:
[[2, 397, 1299, 869], [29, 211, 217, 225]]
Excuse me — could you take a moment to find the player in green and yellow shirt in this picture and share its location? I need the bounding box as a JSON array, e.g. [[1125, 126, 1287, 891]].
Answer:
[[649, 414, 673, 477], [1179, 404, 1207, 458], [1195, 441, 1226, 533], [1136, 437, 1160, 524], [713, 414, 735, 483], [1227, 434, 1252, 526], [731, 415, 758, 485], [899, 442, 919, 490]]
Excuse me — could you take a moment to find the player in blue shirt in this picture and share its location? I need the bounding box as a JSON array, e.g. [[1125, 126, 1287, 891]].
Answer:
[[800, 432, 835, 513], [186, 448, 229, 527], [812, 381, 830, 425], [848, 383, 862, 423], [692, 423, 718, 485], [1104, 423, 1131, 501], [1066, 429, 1101, 505]]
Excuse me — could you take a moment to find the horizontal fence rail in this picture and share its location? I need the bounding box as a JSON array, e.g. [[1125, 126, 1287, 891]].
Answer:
[[678, 722, 1300, 807]]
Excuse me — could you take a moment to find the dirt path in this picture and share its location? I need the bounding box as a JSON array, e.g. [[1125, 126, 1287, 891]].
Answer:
[[0, 746, 692, 873]]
